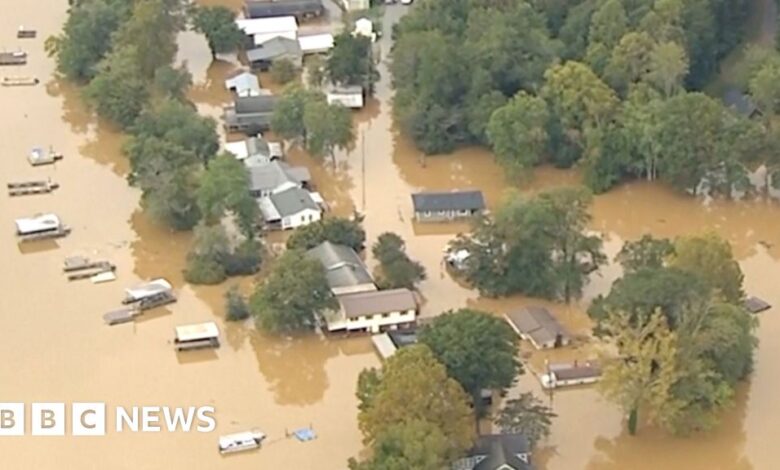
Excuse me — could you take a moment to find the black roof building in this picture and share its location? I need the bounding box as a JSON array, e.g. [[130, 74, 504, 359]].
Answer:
[[244, 0, 325, 20], [411, 190, 486, 213], [223, 95, 279, 134], [453, 434, 533, 470]]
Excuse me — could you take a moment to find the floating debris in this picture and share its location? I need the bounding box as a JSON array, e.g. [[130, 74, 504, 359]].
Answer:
[[744, 296, 771, 314], [17, 26, 36, 39], [7, 179, 58, 196], [27, 147, 63, 166], [0, 50, 27, 65], [103, 307, 140, 326], [218, 430, 266, 454], [2, 76, 38, 86]]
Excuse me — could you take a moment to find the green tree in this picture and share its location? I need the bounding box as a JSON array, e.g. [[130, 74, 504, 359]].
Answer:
[[347, 420, 451, 470], [153, 64, 193, 101], [327, 33, 378, 90], [306, 55, 327, 89], [589, 0, 628, 49], [356, 345, 475, 460], [603, 32, 656, 94], [197, 154, 258, 235], [419, 309, 520, 413], [45, 0, 132, 81], [645, 41, 689, 97], [615, 234, 675, 273], [270, 58, 299, 84], [599, 310, 681, 435], [114, 0, 183, 78], [83, 45, 149, 128], [486, 92, 550, 173], [190, 5, 244, 58], [303, 100, 354, 162], [184, 223, 230, 285], [372, 233, 426, 289], [225, 285, 250, 321], [286, 216, 366, 251], [271, 85, 321, 144], [669, 233, 744, 304], [495, 393, 556, 448], [250, 250, 336, 333]]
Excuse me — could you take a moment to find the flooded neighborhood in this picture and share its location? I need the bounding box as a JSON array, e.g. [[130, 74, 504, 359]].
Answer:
[[2, 0, 780, 469]]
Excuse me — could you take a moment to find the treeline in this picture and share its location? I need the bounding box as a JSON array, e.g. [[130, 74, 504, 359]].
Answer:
[[49, 1, 261, 283], [391, 0, 770, 195], [590, 234, 756, 434]]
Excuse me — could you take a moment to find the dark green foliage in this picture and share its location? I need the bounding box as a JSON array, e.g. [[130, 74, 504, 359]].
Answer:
[[419, 309, 520, 412], [286, 216, 366, 251], [495, 393, 556, 448], [270, 58, 298, 84], [153, 64, 193, 101], [615, 234, 675, 273], [190, 5, 243, 57], [225, 286, 250, 321], [83, 45, 149, 128], [347, 420, 451, 470], [45, 0, 132, 81], [250, 250, 336, 333], [372, 233, 426, 289], [327, 33, 378, 90], [197, 154, 259, 236], [184, 224, 262, 285], [223, 239, 263, 276]]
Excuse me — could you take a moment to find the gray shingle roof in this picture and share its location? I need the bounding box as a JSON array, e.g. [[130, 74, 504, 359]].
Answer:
[[244, 0, 324, 18], [235, 95, 278, 114], [269, 187, 319, 217], [412, 190, 485, 212], [339, 288, 417, 318], [505, 307, 569, 347], [723, 88, 758, 117], [248, 161, 310, 192], [463, 434, 532, 470], [306, 241, 374, 289], [247, 36, 302, 62]]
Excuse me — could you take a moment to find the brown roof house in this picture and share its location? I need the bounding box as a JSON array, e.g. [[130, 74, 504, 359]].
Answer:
[[504, 307, 570, 350]]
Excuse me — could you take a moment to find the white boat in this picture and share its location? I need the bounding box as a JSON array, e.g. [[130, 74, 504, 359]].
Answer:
[[174, 321, 220, 351], [28, 147, 63, 166], [218, 430, 266, 454], [15, 213, 71, 241], [123, 278, 173, 304], [2, 76, 39, 86]]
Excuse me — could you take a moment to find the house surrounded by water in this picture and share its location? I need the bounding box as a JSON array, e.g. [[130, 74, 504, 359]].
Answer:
[[453, 434, 533, 470], [306, 241, 376, 295], [504, 307, 571, 350], [327, 288, 418, 333], [412, 190, 485, 222], [258, 187, 322, 230], [247, 36, 303, 71], [223, 95, 278, 134], [247, 161, 311, 198]]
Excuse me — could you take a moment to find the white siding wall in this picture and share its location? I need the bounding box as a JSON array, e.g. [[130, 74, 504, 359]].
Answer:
[[281, 208, 321, 229], [342, 309, 416, 333]]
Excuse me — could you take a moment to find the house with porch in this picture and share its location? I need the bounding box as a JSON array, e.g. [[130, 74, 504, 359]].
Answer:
[[247, 161, 310, 198], [326, 288, 417, 333], [258, 187, 322, 230], [412, 190, 485, 222], [453, 434, 533, 470]]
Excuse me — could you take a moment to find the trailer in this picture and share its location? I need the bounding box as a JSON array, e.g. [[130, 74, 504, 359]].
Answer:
[[218, 430, 266, 454], [15, 213, 70, 242], [63, 256, 111, 272], [122, 279, 173, 304], [7, 179, 59, 196], [103, 307, 141, 326], [2, 76, 38, 86], [174, 322, 220, 351], [17, 26, 36, 38]]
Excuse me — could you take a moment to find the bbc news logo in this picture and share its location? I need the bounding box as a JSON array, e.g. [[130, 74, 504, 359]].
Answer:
[[0, 403, 216, 436]]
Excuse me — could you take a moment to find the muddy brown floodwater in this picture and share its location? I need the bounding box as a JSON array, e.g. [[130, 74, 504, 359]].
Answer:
[[1, 0, 779, 469]]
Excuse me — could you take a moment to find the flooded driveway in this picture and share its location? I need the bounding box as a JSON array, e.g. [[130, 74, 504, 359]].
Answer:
[[1, 0, 780, 469]]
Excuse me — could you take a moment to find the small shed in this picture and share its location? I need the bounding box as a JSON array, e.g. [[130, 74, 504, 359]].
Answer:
[[541, 361, 601, 389], [224, 71, 261, 97], [236, 16, 298, 37], [411, 190, 485, 222], [505, 307, 570, 350], [326, 85, 364, 109]]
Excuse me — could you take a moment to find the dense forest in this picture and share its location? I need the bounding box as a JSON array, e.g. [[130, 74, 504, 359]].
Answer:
[[390, 0, 780, 194]]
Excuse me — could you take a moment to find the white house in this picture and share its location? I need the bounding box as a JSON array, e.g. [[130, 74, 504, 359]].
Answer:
[[247, 161, 310, 198], [326, 288, 417, 333], [225, 136, 283, 163], [236, 16, 299, 46], [258, 187, 322, 230]]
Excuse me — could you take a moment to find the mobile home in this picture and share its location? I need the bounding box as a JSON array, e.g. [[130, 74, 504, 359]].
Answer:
[[14, 213, 70, 241], [122, 278, 176, 310]]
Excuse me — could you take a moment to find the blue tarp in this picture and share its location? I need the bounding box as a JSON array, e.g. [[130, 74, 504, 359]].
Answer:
[[292, 427, 316, 442]]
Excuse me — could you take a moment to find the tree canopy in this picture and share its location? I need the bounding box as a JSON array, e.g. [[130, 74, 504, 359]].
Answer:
[[371, 233, 426, 289], [418, 309, 520, 412], [189, 5, 243, 58], [327, 33, 378, 91], [286, 216, 366, 251], [495, 393, 556, 449]]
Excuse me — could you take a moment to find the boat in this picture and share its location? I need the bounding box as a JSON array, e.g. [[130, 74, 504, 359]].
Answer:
[[2, 76, 38, 86], [122, 278, 172, 304], [174, 322, 220, 351], [63, 256, 111, 272], [17, 26, 36, 39], [218, 430, 266, 454], [28, 147, 63, 166], [7, 179, 58, 196], [14, 213, 71, 242], [0, 51, 27, 65], [103, 307, 141, 326]]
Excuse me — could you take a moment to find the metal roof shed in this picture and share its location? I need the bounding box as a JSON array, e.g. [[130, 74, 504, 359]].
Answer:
[[236, 16, 298, 36]]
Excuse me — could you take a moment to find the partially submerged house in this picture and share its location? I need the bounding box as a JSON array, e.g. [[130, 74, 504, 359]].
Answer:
[[223, 95, 278, 134], [371, 328, 419, 359], [504, 307, 570, 350], [412, 190, 485, 222], [244, 0, 325, 21], [326, 85, 364, 109], [306, 240, 376, 295], [225, 136, 283, 163], [540, 361, 601, 389], [247, 36, 303, 71], [298, 33, 335, 55], [236, 16, 299, 46], [174, 322, 220, 351], [259, 187, 322, 229], [453, 434, 533, 470], [247, 161, 310, 197], [15, 213, 70, 241], [224, 71, 261, 97], [326, 288, 418, 333]]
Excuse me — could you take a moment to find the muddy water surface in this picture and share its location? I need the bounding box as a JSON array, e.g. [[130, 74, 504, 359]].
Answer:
[[2, 0, 780, 469]]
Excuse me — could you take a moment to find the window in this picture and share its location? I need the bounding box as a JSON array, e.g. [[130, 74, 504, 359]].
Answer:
[[381, 313, 390, 318]]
